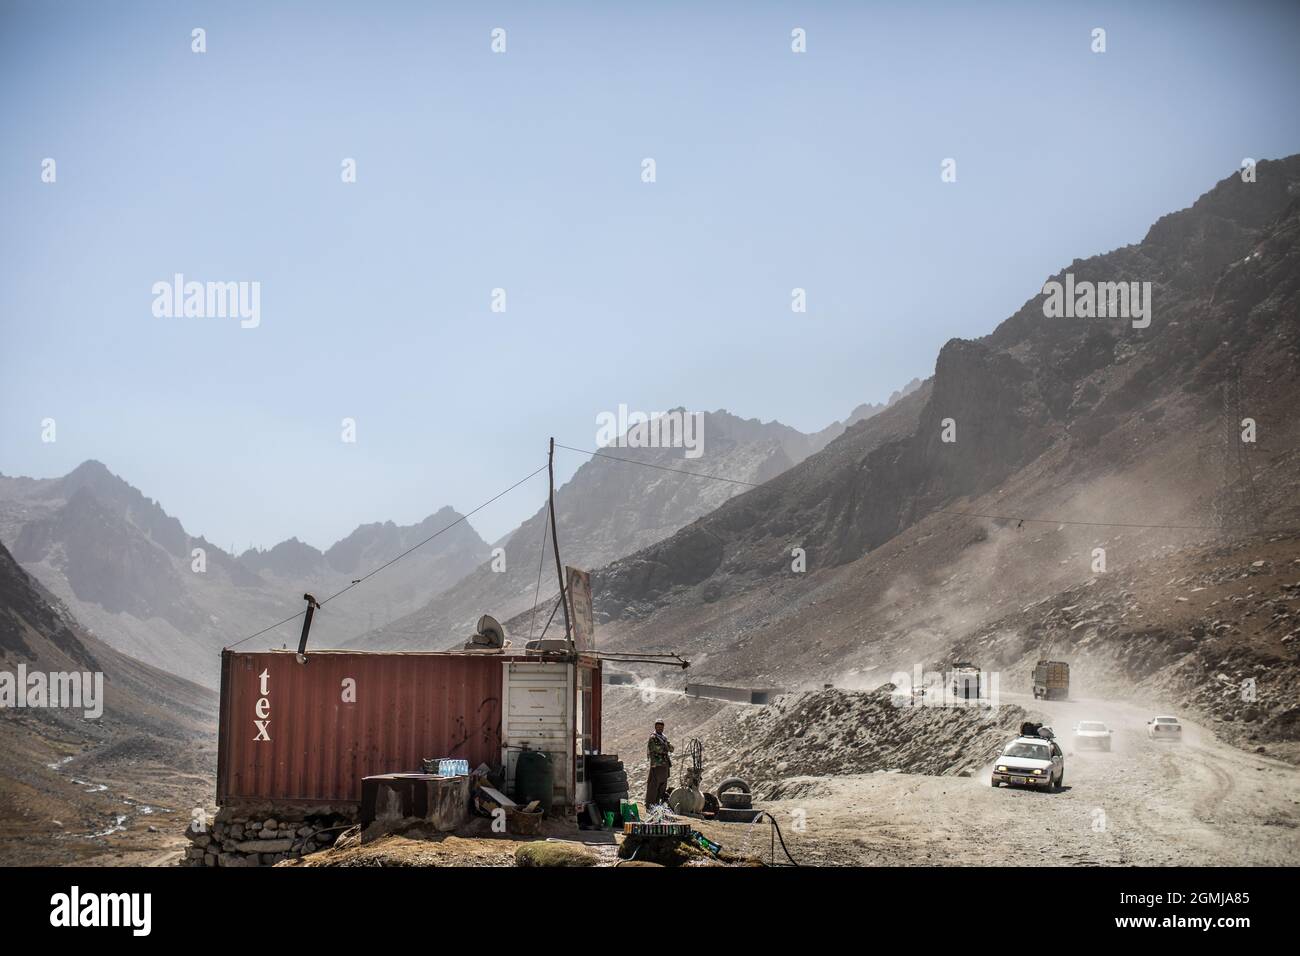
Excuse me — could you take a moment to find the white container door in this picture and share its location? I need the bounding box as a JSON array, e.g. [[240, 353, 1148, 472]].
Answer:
[[502, 661, 573, 808]]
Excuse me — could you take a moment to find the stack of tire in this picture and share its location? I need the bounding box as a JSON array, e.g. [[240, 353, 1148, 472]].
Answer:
[[587, 755, 629, 823]]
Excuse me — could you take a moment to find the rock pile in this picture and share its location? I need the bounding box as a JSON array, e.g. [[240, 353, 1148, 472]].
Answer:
[[183, 805, 356, 867], [701, 686, 1029, 795]]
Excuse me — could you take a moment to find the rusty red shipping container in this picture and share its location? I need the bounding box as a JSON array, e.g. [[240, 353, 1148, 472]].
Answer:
[[217, 648, 601, 807]]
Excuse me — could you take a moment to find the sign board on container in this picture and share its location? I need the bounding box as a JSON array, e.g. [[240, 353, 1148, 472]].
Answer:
[[567, 566, 594, 653]]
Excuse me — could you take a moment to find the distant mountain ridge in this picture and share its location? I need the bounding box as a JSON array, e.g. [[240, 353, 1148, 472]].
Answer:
[[0, 462, 489, 687], [236, 505, 477, 580]]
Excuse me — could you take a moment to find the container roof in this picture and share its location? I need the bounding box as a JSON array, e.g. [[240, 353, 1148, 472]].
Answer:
[[224, 647, 600, 663]]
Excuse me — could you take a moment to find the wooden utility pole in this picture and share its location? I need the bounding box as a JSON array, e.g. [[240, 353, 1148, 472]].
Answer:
[[548, 438, 573, 643]]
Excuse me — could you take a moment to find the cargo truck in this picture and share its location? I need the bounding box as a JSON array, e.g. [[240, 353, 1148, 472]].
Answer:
[[1032, 660, 1070, 700], [950, 662, 982, 701]]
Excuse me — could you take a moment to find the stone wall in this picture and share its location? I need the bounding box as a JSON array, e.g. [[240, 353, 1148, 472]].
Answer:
[[183, 804, 357, 867]]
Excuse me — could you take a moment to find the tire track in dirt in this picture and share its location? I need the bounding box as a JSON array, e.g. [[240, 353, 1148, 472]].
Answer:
[[1183, 746, 1236, 823]]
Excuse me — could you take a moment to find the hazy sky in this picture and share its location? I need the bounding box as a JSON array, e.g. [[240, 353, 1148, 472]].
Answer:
[[2, 0, 1299, 549]]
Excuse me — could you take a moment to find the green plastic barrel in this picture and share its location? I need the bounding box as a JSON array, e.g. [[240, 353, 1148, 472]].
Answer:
[[515, 750, 555, 813]]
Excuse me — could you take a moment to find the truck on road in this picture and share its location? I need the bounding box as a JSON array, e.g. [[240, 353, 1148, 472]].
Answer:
[[950, 662, 982, 701], [1032, 660, 1070, 700]]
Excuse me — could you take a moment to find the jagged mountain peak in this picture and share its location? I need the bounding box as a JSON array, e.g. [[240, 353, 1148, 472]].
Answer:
[[321, 508, 486, 577]]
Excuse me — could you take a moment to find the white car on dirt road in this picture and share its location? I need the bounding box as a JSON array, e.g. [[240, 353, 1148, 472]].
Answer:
[[1147, 715, 1183, 741], [991, 736, 1065, 790], [1073, 720, 1112, 751]]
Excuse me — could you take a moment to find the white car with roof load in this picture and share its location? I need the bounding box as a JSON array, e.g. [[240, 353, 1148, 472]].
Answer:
[[1073, 720, 1112, 751], [991, 730, 1065, 790], [1147, 715, 1183, 741]]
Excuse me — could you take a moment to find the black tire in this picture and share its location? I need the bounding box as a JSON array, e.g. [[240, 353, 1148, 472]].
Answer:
[[586, 756, 623, 772], [593, 779, 629, 797], [715, 776, 751, 796], [719, 791, 752, 809], [991, 778, 1000, 788], [591, 770, 628, 789]]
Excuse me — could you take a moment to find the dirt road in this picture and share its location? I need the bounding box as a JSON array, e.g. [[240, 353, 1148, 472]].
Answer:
[[700, 694, 1300, 866]]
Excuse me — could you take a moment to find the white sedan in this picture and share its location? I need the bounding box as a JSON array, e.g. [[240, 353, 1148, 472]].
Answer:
[[991, 736, 1065, 790], [1073, 721, 1112, 751], [1147, 715, 1183, 741]]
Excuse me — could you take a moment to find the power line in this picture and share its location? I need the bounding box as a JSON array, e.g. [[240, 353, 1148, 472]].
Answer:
[[226, 608, 309, 651], [225, 462, 548, 650], [318, 464, 548, 608], [554, 442, 762, 487]]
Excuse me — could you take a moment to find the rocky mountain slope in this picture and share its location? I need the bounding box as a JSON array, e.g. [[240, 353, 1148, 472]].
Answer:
[[358, 404, 913, 651], [0, 541, 216, 865], [585, 157, 1300, 752], [0, 461, 488, 686]]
